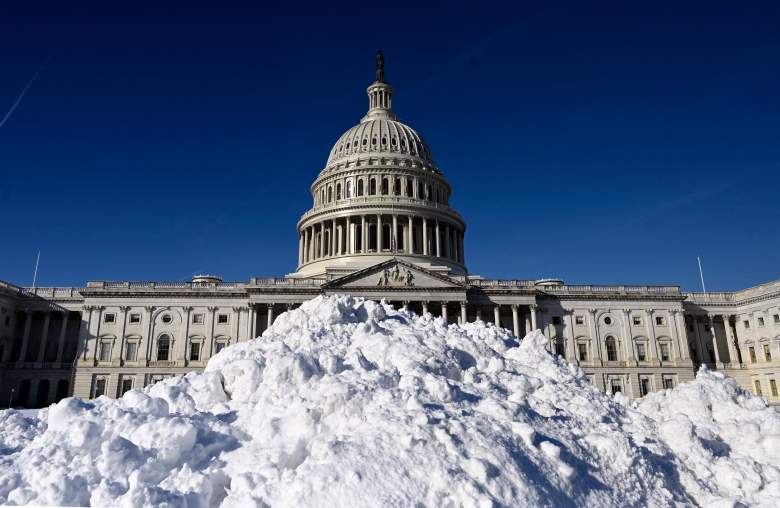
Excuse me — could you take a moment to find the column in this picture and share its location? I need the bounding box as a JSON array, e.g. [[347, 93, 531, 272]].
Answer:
[[205, 307, 217, 359], [620, 309, 635, 364], [298, 233, 303, 265], [460, 302, 467, 324], [476, 308, 483, 321], [267, 304, 274, 329], [55, 311, 69, 363], [347, 218, 353, 254], [441, 302, 448, 323], [494, 305, 501, 327], [78, 306, 94, 361], [445, 225, 451, 259], [565, 310, 577, 362], [376, 214, 382, 252], [422, 217, 428, 255], [331, 219, 337, 256], [722, 314, 740, 365], [691, 316, 706, 363], [362, 215, 367, 252], [392, 214, 398, 252], [644, 309, 659, 365], [303, 229, 309, 263], [407, 216, 414, 254], [530, 304, 538, 331], [181, 306, 192, 361], [117, 306, 130, 363], [524, 313, 531, 336], [459, 232, 465, 265], [707, 315, 722, 366], [587, 308, 603, 365], [422, 301, 429, 315], [511, 305, 520, 338], [435, 220, 441, 257], [17, 310, 33, 364], [319, 223, 325, 258], [36, 312, 52, 363]]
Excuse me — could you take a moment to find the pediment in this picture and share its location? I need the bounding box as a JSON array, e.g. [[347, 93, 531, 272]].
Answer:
[[322, 259, 465, 290]]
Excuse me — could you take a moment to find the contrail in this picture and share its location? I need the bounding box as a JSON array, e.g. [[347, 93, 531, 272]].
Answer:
[[0, 57, 49, 129]]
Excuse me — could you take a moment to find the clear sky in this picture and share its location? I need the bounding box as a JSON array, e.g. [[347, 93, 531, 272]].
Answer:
[[1, 1, 778, 291]]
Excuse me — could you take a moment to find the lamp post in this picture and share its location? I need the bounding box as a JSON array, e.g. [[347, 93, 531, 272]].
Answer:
[[8, 388, 14, 409]]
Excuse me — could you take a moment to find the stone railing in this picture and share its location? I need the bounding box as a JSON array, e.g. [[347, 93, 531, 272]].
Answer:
[[251, 277, 327, 287], [684, 292, 736, 304], [299, 196, 464, 223], [86, 281, 244, 290], [21, 287, 83, 299], [541, 285, 681, 295], [470, 279, 536, 288]]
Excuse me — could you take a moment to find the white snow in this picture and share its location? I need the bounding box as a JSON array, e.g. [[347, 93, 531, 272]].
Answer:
[[1, 295, 779, 507]]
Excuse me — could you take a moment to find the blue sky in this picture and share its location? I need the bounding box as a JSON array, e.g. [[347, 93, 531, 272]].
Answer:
[[1, 1, 778, 291]]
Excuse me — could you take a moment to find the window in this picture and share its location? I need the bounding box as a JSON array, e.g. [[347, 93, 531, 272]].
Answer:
[[357, 179, 364, 196], [758, 317, 765, 326], [774, 314, 780, 324], [577, 343, 588, 361], [192, 313, 204, 324], [189, 342, 201, 361], [215, 341, 228, 354], [639, 377, 651, 396], [662, 376, 675, 389], [754, 380, 763, 396], [346, 180, 353, 198], [119, 377, 133, 396], [406, 180, 413, 196], [659, 343, 670, 362], [554, 337, 565, 357], [770, 379, 779, 397], [394, 177, 401, 196], [327, 186, 333, 202], [417, 181, 424, 199], [763, 344, 772, 361], [92, 377, 107, 398], [633, 316, 642, 326], [104, 313, 115, 324], [148, 374, 166, 385], [744, 320, 750, 329], [125, 342, 138, 362], [610, 379, 622, 395], [336, 183, 342, 200], [129, 313, 141, 324], [369, 178, 377, 195], [157, 335, 171, 361], [749, 346, 757, 363], [636, 343, 647, 362], [575, 316, 584, 325], [217, 314, 229, 324], [655, 316, 665, 326], [603, 316, 612, 325], [381, 178, 389, 195], [605, 336, 618, 361], [98, 341, 112, 362], [161, 314, 172, 324], [552, 316, 561, 325]]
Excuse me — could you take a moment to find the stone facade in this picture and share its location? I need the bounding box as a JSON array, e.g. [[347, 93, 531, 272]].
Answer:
[[1, 56, 778, 407]]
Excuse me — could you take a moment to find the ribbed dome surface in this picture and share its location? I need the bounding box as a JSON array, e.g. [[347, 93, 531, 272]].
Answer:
[[326, 118, 434, 167]]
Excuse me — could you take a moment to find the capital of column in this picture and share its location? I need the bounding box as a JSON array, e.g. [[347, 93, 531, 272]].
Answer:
[[587, 307, 597, 315], [511, 304, 519, 310], [119, 306, 131, 313], [529, 304, 538, 311], [286, 303, 295, 310], [181, 306, 193, 312], [267, 304, 275, 310], [145, 306, 156, 313]]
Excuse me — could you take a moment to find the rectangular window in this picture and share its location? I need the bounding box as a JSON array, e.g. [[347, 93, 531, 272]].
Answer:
[[190, 342, 201, 361], [92, 377, 107, 398], [215, 341, 227, 354], [148, 375, 166, 385], [770, 379, 779, 397], [129, 313, 141, 324], [744, 320, 750, 329], [633, 316, 642, 326], [758, 317, 765, 327], [575, 316, 584, 325], [655, 316, 665, 326], [98, 341, 112, 362], [749, 346, 757, 363], [125, 342, 138, 362], [774, 314, 779, 324], [552, 316, 561, 325], [610, 379, 622, 395], [639, 377, 651, 396], [636, 343, 647, 362], [577, 343, 587, 361], [104, 313, 115, 324], [217, 314, 229, 324], [662, 376, 674, 389], [754, 380, 763, 396], [763, 344, 772, 361], [192, 313, 204, 324], [659, 343, 670, 362], [119, 377, 133, 396]]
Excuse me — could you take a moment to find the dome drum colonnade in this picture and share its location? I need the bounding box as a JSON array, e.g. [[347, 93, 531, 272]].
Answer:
[[294, 53, 466, 277]]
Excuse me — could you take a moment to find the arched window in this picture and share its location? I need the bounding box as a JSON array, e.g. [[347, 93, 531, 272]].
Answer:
[[406, 179, 413, 196], [157, 334, 171, 361], [369, 178, 377, 195], [381, 177, 389, 195], [417, 181, 424, 199], [336, 183, 342, 200], [357, 179, 364, 196], [605, 336, 618, 362], [394, 177, 401, 195], [346, 180, 353, 198]]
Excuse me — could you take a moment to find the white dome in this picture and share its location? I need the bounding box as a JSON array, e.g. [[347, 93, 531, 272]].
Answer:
[[326, 118, 434, 167]]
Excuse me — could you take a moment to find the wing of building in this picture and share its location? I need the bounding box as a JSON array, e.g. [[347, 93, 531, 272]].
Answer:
[[2, 55, 779, 407]]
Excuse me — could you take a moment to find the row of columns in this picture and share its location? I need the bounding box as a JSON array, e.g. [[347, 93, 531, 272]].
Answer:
[[8, 309, 72, 365], [689, 313, 744, 367], [393, 301, 538, 338], [299, 214, 464, 265], [316, 174, 447, 208]]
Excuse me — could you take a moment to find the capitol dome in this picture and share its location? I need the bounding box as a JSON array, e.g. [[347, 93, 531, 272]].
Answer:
[[293, 51, 466, 278]]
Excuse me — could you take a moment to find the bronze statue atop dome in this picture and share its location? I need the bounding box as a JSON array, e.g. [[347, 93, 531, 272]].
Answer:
[[375, 49, 385, 83]]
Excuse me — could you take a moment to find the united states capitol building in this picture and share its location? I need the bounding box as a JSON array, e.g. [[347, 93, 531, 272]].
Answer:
[[2, 54, 779, 407]]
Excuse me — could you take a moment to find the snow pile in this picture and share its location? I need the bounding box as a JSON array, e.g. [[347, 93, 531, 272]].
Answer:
[[1, 295, 779, 507]]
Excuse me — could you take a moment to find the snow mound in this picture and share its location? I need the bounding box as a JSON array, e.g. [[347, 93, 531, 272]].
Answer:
[[1, 295, 778, 507]]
